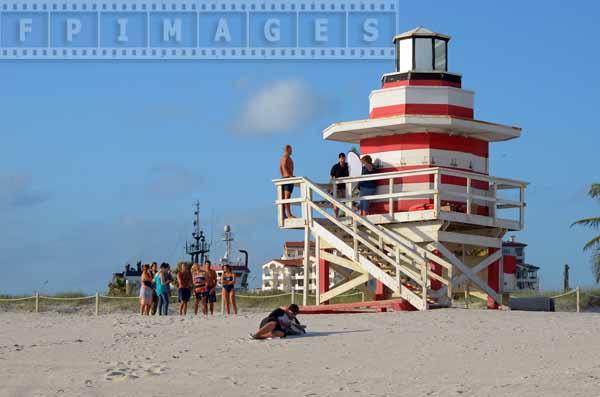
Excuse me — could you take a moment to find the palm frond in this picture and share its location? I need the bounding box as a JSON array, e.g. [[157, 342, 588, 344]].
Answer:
[[589, 183, 600, 200], [583, 235, 600, 252], [571, 217, 600, 229], [592, 251, 600, 284]]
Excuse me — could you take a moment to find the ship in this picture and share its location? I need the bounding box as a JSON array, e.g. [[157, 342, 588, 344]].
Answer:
[[185, 201, 250, 290]]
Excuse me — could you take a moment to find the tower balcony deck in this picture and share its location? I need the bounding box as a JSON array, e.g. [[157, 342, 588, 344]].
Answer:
[[323, 114, 522, 143], [274, 167, 527, 232]]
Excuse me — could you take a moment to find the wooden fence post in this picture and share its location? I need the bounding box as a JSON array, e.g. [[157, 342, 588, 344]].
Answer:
[[35, 292, 39, 313], [95, 292, 99, 316], [576, 287, 580, 313]]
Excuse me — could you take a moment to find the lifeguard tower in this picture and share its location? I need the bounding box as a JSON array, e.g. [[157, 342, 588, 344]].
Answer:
[[274, 27, 527, 311]]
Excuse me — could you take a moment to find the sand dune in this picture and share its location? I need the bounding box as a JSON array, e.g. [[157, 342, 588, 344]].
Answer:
[[1, 310, 599, 396]]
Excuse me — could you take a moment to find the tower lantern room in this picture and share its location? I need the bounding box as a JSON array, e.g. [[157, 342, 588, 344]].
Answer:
[[393, 27, 449, 73]]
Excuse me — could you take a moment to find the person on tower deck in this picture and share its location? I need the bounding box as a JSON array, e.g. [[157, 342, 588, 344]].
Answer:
[[358, 155, 377, 217], [330, 152, 349, 217], [139, 264, 153, 316], [204, 260, 218, 315], [250, 304, 303, 340], [221, 264, 237, 315], [177, 263, 192, 316], [191, 263, 207, 315], [279, 144, 295, 219], [150, 262, 159, 315]]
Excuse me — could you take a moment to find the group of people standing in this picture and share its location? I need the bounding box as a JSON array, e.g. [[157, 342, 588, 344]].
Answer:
[[138, 260, 238, 316], [279, 144, 378, 218]]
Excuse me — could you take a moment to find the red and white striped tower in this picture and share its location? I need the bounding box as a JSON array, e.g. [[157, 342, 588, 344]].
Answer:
[[321, 27, 524, 308]]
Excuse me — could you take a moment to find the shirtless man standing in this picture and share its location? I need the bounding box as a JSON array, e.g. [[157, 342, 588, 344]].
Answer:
[[279, 144, 295, 219], [204, 260, 218, 315]]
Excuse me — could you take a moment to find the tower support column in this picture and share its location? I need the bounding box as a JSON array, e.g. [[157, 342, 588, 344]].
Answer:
[[319, 250, 330, 305], [487, 247, 500, 309]]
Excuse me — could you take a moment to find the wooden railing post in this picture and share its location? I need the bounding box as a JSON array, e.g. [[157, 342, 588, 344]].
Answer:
[[301, 182, 307, 221], [490, 182, 497, 221], [466, 177, 472, 215], [421, 259, 428, 310], [447, 262, 453, 302], [388, 177, 394, 217], [276, 184, 283, 227], [433, 171, 441, 217], [576, 287, 580, 313], [352, 221, 359, 261], [35, 292, 39, 313], [302, 225, 310, 307], [95, 292, 99, 316], [519, 186, 525, 229], [315, 236, 321, 306]]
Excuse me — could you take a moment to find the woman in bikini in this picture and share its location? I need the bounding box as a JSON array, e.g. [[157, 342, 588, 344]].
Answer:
[[191, 263, 208, 316], [221, 265, 237, 315], [139, 264, 153, 315]]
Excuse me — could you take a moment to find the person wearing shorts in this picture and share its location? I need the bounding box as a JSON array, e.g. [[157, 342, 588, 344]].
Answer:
[[177, 263, 192, 316], [139, 264, 153, 315], [150, 262, 159, 315], [279, 144, 295, 219], [204, 260, 218, 315], [191, 263, 207, 315]]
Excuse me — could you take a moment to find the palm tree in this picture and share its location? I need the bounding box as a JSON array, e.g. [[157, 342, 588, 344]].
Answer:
[[571, 184, 600, 282]]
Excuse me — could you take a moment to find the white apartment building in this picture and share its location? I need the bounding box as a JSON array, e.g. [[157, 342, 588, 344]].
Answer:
[[261, 242, 340, 292], [502, 236, 540, 291]]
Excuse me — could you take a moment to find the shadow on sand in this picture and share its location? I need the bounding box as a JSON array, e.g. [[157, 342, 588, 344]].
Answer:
[[287, 329, 370, 339]]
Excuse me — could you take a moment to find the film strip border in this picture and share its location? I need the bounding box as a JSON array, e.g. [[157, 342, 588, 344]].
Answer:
[[0, 0, 398, 60]]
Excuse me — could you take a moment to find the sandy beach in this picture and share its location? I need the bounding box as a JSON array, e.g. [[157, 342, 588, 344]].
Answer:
[[1, 309, 599, 397]]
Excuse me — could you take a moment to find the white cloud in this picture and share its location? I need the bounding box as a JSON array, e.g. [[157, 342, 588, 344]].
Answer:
[[0, 173, 49, 210], [232, 80, 324, 135]]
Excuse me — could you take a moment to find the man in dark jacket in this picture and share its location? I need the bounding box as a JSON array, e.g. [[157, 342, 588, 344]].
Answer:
[[330, 152, 349, 217]]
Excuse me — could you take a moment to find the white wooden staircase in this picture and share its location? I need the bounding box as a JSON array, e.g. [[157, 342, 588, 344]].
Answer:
[[277, 177, 461, 311]]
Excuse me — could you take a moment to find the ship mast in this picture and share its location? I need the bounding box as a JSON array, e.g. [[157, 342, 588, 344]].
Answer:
[[222, 225, 233, 264], [185, 201, 210, 264]]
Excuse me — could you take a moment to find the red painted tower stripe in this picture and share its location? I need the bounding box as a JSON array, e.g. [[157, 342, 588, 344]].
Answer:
[[370, 104, 474, 119], [319, 255, 330, 305], [361, 134, 489, 158], [367, 200, 490, 216], [503, 255, 517, 274], [372, 172, 490, 190], [382, 80, 462, 89]]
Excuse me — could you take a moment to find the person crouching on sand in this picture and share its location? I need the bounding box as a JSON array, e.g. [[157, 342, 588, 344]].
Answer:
[[251, 304, 300, 340], [177, 263, 192, 316], [139, 264, 153, 315], [221, 264, 237, 315]]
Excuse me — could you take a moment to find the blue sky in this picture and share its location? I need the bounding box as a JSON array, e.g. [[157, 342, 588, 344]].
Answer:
[[1, 0, 599, 294]]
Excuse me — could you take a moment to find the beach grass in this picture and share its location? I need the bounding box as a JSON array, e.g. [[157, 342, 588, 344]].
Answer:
[[2, 288, 599, 314]]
